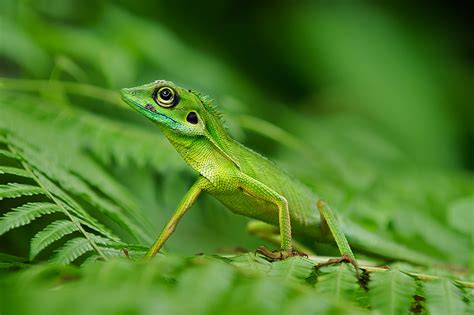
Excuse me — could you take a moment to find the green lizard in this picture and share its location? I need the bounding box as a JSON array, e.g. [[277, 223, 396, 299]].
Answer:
[[121, 80, 435, 266]]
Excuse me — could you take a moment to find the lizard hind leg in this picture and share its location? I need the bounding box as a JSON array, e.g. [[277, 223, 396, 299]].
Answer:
[[317, 199, 359, 272]]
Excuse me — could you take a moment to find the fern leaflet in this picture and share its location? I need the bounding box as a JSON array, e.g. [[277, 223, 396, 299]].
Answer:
[[424, 278, 467, 315], [228, 253, 272, 275], [0, 148, 19, 159], [315, 264, 361, 303], [368, 269, 416, 315], [0, 132, 126, 262], [51, 237, 96, 265], [269, 256, 314, 282], [0, 183, 45, 200], [51, 235, 111, 265], [30, 220, 79, 260], [0, 202, 61, 235], [0, 166, 32, 178]]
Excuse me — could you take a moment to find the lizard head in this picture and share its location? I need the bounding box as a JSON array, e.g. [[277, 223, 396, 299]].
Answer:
[[121, 80, 212, 136]]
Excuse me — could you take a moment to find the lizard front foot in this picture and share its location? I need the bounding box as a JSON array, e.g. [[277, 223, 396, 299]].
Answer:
[[256, 246, 308, 261]]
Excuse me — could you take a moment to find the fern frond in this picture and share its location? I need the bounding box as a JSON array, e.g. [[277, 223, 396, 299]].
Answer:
[[315, 264, 360, 302], [30, 220, 79, 260], [0, 135, 122, 261], [0, 166, 32, 178], [424, 278, 467, 315], [0, 148, 19, 159], [51, 237, 96, 265], [51, 235, 113, 265], [76, 109, 180, 169], [0, 202, 61, 235], [368, 270, 416, 315], [269, 257, 314, 282], [0, 183, 44, 200], [68, 154, 153, 234], [228, 253, 272, 275], [7, 129, 150, 243], [33, 172, 109, 233], [0, 253, 29, 270], [96, 246, 128, 258], [33, 172, 119, 242], [59, 199, 118, 241]]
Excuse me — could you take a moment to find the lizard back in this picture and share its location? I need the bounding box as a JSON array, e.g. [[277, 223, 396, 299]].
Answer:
[[210, 138, 321, 236]]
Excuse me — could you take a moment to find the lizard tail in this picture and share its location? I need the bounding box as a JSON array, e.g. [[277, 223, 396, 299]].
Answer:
[[341, 219, 440, 266]]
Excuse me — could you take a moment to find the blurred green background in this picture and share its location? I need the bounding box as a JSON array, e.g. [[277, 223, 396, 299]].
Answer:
[[0, 1, 473, 314], [2, 0, 473, 165], [0, 0, 472, 263]]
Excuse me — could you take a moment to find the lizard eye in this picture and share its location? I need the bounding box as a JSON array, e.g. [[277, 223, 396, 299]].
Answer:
[[154, 87, 177, 107]]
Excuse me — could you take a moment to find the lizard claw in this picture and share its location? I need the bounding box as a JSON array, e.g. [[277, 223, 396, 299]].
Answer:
[[256, 246, 308, 261]]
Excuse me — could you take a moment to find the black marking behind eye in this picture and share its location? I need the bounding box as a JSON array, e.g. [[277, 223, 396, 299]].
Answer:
[[145, 104, 157, 112], [186, 112, 198, 124]]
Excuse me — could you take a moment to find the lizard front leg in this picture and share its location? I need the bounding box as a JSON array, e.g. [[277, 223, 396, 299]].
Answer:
[[238, 173, 295, 259], [146, 176, 207, 258]]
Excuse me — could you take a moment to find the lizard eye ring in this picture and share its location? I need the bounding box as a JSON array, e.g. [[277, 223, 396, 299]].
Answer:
[[154, 87, 177, 107]]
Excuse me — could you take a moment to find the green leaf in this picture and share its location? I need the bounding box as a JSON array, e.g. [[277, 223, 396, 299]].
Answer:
[[51, 234, 114, 265], [175, 261, 235, 314], [0, 183, 44, 200], [34, 172, 116, 239], [466, 290, 474, 315], [228, 253, 272, 275], [281, 291, 368, 315], [424, 279, 467, 315], [0, 202, 61, 235], [0, 166, 31, 178], [269, 256, 314, 282], [448, 197, 474, 235], [368, 270, 416, 315], [0, 253, 29, 269], [0, 148, 18, 159], [51, 237, 95, 265], [315, 264, 360, 302], [393, 211, 469, 263], [11, 135, 149, 243], [30, 220, 79, 260]]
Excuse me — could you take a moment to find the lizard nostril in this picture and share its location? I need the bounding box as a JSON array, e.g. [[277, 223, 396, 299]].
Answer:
[[123, 88, 135, 95], [145, 104, 157, 113]]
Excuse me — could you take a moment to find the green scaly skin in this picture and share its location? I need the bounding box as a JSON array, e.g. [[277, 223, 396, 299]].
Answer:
[[121, 80, 436, 265]]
